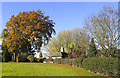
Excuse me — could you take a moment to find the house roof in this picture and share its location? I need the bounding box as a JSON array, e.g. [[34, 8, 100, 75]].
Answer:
[[51, 52, 62, 57]]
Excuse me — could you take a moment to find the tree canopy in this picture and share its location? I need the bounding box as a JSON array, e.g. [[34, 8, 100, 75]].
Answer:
[[1, 9, 56, 54], [46, 28, 90, 57], [85, 6, 119, 56]]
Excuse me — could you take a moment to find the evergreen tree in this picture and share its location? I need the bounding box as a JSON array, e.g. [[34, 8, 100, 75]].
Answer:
[[2, 45, 11, 62], [88, 38, 97, 57]]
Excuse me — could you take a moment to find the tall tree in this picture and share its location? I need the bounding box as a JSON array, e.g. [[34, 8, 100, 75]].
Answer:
[[46, 38, 59, 56], [46, 29, 90, 58], [85, 6, 119, 56], [72, 28, 90, 52], [46, 30, 73, 56], [1, 10, 55, 56], [88, 38, 97, 57]]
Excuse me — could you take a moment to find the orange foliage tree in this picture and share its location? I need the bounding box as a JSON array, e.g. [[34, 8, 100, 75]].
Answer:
[[1, 9, 56, 55]]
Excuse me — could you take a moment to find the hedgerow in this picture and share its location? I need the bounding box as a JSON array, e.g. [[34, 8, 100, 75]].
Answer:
[[82, 57, 118, 76]]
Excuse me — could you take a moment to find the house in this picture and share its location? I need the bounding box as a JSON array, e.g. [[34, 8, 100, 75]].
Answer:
[[51, 52, 62, 59], [51, 47, 68, 59]]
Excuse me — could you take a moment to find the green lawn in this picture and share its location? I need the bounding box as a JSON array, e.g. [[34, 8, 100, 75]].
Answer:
[[2, 63, 102, 76]]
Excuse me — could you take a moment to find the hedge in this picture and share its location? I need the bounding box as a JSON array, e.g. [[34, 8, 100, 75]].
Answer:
[[52, 56, 118, 76], [73, 55, 86, 68], [19, 53, 29, 62], [53, 59, 74, 66], [82, 57, 118, 76]]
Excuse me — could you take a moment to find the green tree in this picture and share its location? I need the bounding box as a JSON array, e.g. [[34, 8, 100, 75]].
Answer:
[[46, 30, 72, 56], [47, 29, 90, 58], [46, 38, 59, 56], [2, 45, 11, 62], [88, 38, 97, 57]]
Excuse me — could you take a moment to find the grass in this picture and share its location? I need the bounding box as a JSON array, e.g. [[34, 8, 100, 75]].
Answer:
[[2, 62, 102, 76]]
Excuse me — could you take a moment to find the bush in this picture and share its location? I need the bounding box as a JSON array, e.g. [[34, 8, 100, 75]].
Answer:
[[82, 57, 118, 76], [44, 58, 53, 63], [19, 53, 29, 62], [53, 59, 74, 66], [53, 59, 62, 64], [37, 58, 44, 63], [73, 55, 85, 67], [27, 55, 34, 62]]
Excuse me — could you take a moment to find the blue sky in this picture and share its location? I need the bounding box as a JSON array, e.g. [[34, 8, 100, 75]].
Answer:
[[2, 2, 118, 37], [1, 2, 118, 57]]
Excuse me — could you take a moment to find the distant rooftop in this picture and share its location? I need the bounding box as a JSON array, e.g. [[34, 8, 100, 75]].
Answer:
[[51, 52, 62, 57]]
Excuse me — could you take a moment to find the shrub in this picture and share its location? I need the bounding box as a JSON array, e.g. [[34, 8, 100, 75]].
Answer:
[[19, 53, 29, 62], [53, 59, 74, 66], [73, 55, 85, 67], [34, 57, 37, 62], [37, 58, 40, 62], [44, 58, 53, 63], [63, 59, 73, 66], [37, 58, 44, 63], [82, 57, 118, 76], [27, 55, 34, 62], [53, 59, 63, 64]]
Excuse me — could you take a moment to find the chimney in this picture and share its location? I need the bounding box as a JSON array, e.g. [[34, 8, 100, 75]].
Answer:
[[61, 46, 64, 52]]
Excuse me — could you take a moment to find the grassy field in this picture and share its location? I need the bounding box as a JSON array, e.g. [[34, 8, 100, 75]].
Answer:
[[2, 63, 102, 76]]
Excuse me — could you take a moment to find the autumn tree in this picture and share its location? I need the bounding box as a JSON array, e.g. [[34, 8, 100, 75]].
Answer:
[[85, 6, 119, 57], [1, 9, 55, 57]]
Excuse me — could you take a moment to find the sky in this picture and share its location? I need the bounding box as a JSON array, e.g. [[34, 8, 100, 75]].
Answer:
[[0, 2, 118, 57], [1, 2, 118, 36], [0, 0, 119, 2]]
